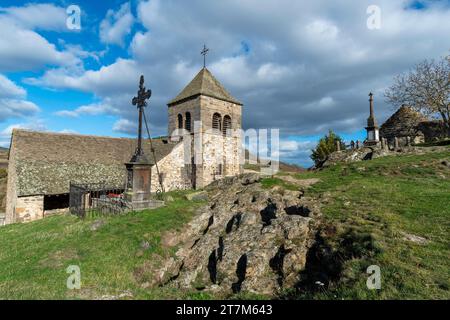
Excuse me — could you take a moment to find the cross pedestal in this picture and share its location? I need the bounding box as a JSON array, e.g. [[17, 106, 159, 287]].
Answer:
[[124, 159, 153, 210]]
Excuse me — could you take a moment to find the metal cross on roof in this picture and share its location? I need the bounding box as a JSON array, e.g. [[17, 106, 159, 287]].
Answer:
[[201, 44, 209, 68], [131, 75, 152, 161]]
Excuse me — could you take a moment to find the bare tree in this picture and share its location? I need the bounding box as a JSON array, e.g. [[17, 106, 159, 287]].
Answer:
[[385, 54, 450, 130]]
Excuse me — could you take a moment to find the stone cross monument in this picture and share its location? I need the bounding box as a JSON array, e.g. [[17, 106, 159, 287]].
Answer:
[[124, 75, 154, 210]]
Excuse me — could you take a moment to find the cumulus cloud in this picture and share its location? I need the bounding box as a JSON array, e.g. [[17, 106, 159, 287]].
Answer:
[[113, 118, 136, 134], [0, 74, 40, 123], [0, 99, 40, 123], [0, 3, 68, 31], [55, 102, 114, 118], [100, 2, 134, 47], [22, 0, 450, 165], [0, 18, 80, 72], [0, 74, 26, 98]]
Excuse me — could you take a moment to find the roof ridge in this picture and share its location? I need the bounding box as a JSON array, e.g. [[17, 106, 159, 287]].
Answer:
[[12, 129, 167, 141], [168, 67, 242, 106]]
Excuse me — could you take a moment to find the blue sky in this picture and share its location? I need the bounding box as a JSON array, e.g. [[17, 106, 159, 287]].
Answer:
[[0, 0, 449, 167]]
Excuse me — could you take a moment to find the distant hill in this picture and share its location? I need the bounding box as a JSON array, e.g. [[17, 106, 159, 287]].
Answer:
[[243, 149, 305, 173]]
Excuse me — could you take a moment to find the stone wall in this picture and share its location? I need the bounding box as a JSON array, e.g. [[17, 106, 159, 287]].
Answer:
[[5, 140, 17, 224], [417, 121, 450, 142], [151, 142, 191, 192], [14, 195, 44, 223], [168, 97, 202, 135], [198, 132, 243, 188], [198, 95, 242, 131], [196, 96, 243, 188]]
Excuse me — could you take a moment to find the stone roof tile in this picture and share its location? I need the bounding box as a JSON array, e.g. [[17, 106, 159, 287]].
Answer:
[[168, 67, 242, 106], [11, 130, 178, 196]]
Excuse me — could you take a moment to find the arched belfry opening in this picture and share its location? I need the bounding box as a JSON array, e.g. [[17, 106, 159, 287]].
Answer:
[[185, 112, 192, 132], [177, 114, 183, 129], [223, 115, 232, 136], [212, 113, 222, 131]]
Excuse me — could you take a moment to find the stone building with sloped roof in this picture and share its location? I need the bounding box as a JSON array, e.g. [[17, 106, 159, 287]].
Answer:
[[6, 67, 243, 224], [380, 105, 449, 146]]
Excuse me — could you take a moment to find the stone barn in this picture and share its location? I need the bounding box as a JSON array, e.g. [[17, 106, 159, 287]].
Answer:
[[380, 106, 428, 146], [5, 67, 244, 224], [380, 105, 449, 146]]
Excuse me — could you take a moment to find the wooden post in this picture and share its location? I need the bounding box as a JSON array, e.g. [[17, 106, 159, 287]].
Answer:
[[394, 137, 399, 150]]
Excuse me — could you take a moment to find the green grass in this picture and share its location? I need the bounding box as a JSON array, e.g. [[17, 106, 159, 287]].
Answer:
[[0, 149, 449, 300], [287, 148, 450, 299], [0, 190, 207, 299], [261, 177, 299, 191]]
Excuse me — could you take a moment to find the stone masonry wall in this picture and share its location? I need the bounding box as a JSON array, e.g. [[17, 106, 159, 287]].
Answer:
[[198, 132, 243, 188], [197, 95, 242, 188], [168, 97, 201, 136], [151, 142, 190, 192], [14, 195, 44, 223], [5, 138, 17, 224]]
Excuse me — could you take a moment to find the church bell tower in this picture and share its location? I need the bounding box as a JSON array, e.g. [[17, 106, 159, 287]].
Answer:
[[166, 49, 243, 188]]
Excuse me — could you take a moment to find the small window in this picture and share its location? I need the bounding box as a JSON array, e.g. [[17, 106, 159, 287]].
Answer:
[[185, 112, 191, 132], [223, 115, 232, 136], [177, 114, 183, 129], [212, 113, 222, 131]]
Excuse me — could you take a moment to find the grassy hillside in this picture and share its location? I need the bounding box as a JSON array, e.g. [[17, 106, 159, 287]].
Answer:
[[267, 148, 450, 299], [0, 191, 208, 299], [0, 148, 448, 299]]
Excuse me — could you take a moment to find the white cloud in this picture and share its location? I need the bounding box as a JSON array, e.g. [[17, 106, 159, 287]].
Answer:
[[0, 17, 80, 72], [0, 99, 40, 122], [113, 118, 136, 134], [26, 58, 139, 96], [0, 74, 26, 98], [0, 3, 67, 31], [100, 2, 134, 47], [55, 102, 114, 118], [0, 74, 40, 123]]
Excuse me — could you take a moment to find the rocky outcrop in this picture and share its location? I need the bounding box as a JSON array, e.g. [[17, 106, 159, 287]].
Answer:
[[156, 173, 322, 296], [320, 146, 449, 168], [321, 147, 390, 168]]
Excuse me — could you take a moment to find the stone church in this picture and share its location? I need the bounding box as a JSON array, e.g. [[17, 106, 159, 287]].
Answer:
[[5, 67, 243, 224]]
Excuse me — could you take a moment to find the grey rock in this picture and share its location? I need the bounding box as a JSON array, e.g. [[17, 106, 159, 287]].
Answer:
[[155, 174, 321, 296]]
